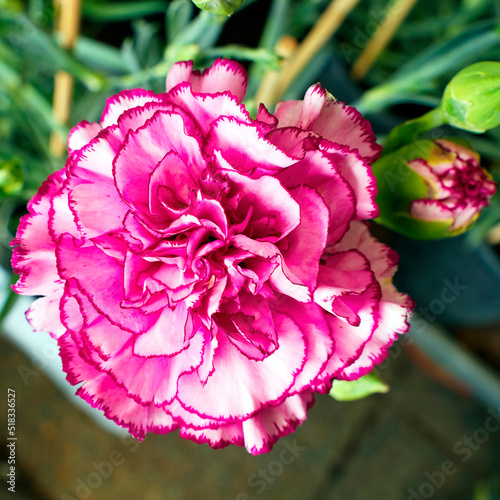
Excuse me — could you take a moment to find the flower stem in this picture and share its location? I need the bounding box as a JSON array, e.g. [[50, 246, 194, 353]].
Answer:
[[351, 0, 419, 80], [383, 106, 445, 153], [50, 0, 82, 158], [253, 35, 297, 109], [263, 0, 360, 108]]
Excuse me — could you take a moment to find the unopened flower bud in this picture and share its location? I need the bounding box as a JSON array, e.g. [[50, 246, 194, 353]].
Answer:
[[441, 61, 500, 133], [373, 139, 497, 239]]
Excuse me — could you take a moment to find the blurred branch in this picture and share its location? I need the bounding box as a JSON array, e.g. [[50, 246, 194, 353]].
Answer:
[[254, 35, 297, 109], [265, 0, 360, 107], [351, 0, 419, 80], [50, 0, 82, 157]]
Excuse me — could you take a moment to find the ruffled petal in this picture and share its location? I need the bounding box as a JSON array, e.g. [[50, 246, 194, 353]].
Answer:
[[76, 368, 178, 439], [176, 312, 306, 420], [100, 89, 163, 128], [320, 141, 379, 219], [275, 98, 382, 162], [276, 149, 356, 246], [69, 131, 119, 182], [206, 118, 295, 177], [167, 58, 247, 103], [56, 236, 151, 333], [11, 170, 64, 296], [113, 111, 205, 213], [282, 185, 329, 292], [26, 289, 66, 339], [224, 169, 301, 241], [179, 390, 313, 454], [133, 302, 192, 357], [67, 121, 101, 154], [296, 84, 327, 129], [275, 301, 334, 394], [166, 60, 194, 92], [166, 83, 251, 135], [338, 283, 412, 380], [310, 101, 382, 162]]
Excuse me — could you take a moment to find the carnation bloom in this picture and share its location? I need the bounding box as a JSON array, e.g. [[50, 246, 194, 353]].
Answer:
[[374, 138, 497, 239], [12, 59, 412, 454]]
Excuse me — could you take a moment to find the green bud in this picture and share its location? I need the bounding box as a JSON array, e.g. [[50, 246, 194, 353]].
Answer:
[[441, 61, 500, 133], [373, 139, 497, 240], [191, 0, 246, 16]]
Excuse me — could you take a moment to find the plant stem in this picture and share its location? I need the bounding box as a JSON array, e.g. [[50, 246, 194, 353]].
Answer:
[[253, 35, 297, 109], [263, 0, 360, 108], [383, 106, 445, 152], [247, 0, 290, 98], [50, 0, 82, 157], [351, 0, 419, 80]]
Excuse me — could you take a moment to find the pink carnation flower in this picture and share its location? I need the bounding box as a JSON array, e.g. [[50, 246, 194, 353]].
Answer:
[[12, 59, 412, 454]]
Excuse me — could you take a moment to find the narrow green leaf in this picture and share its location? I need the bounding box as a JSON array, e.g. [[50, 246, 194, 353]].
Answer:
[[167, 0, 194, 43], [171, 10, 226, 48], [203, 45, 280, 69], [356, 21, 500, 114], [82, 1, 169, 21], [75, 36, 130, 73]]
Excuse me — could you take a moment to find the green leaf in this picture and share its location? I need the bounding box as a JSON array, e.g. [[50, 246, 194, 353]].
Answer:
[[3, 14, 105, 91], [203, 45, 280, 69], [167, 0, 194, 43], [330, 373, 389, 402], [75, 36, 130, 73], [171, 9, 226, 48], [81, 1, 169, 22], [356, 21, 500, 115], [131, 19, 163, 69]]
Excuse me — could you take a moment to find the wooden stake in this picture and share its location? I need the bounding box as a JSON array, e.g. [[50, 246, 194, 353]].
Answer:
[[50, 0, 82, 157], [351, 0, 418, 80], [266, 0, 360, 108], [254, 35, 298, 109], [488, 222, 500, 246]]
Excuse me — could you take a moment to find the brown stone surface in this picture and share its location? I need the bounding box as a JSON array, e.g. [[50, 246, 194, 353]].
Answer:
[[1, 334, 499, 500]]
